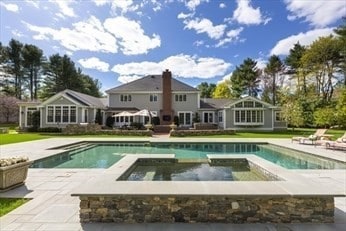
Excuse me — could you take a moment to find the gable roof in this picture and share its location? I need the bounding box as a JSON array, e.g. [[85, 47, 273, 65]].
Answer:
[[200, 98, 233, 109], [224, 96, 276, 108], [106, 75, 198, 93], [40, 89, 107, 108]]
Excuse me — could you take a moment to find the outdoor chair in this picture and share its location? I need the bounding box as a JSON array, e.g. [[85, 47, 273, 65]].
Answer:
[[291, 129, 328, 144], [325, 132, 346, 150]]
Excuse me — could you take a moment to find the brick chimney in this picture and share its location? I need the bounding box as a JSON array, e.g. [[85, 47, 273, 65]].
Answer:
[[161, 69, 173, 124]]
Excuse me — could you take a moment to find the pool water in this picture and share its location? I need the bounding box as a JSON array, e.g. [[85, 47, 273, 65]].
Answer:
[[31, 142, 346, 169], [118, 162, 270, 181]]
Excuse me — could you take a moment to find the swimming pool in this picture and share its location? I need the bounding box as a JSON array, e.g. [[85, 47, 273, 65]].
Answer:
[[31, 142, 346, 169]]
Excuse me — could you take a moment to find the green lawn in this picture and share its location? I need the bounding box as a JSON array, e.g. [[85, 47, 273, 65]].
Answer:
[[177, 128, 345, 139], [0, 133, 54, 145], [0, 198, 29, 217], [0, 128, 344, 145]]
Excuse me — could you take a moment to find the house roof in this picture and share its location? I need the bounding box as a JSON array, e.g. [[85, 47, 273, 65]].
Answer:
[[200, 98, 233, 109], [224, 96, 277, 108], [106, 75, 198, 93], [41, 89, 107, 108]]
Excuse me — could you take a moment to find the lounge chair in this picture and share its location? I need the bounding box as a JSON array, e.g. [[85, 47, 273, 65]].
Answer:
[[291, 129, 328, 144], [325, 132, 346, 150]]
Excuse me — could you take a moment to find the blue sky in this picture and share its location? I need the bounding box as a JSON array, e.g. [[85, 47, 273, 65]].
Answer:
[[1, 0, 345, 93]]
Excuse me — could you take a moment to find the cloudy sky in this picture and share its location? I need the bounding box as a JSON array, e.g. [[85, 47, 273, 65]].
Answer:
[[1, 0, 345, 92]]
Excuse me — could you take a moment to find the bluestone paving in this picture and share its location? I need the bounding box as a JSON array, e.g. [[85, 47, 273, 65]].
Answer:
[[0, 137, 345, 230]]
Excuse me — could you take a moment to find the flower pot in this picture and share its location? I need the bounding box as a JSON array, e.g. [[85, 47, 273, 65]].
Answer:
[[169, 124, 177, 131], [0, 161, 33, 192], [144, 124, 153, 131]]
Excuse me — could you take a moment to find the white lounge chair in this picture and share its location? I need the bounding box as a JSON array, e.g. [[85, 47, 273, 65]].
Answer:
[[291, 129, 327, 144]]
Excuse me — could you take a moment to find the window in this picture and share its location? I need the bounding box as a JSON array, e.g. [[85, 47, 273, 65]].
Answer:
[[244, 101, 254, 108], [150, 94, 158, 102], [218, 111, 223, 123], [120, 94, 132, 102], [255, 102, 262, 107], [234, 110, 263, 124], [175, 94, 187, 102], [47, 106, 54, 123], [84, 109, 88, 123], [275, 111, 284, 122], [55, 106, 61, 123], [70, 106, 76, 122], [46, 105, 77, 124], [62, 106, 69, 122], [203, 112, 213, 123], [235, 102, 243, 108], [178, 112, 192, 126], [235, 101, 263, 108]]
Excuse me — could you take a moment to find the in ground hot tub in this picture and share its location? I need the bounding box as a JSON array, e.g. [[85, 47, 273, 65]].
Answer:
[[72, 154, 340, 223], [118, 158, 278, 181]]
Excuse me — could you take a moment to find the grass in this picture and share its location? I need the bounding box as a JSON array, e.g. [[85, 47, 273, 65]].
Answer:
[[177, 128, 346, 139], [0, 128, 345, 145], [0, 198, 29, 217], [0, 133, 54, 145]]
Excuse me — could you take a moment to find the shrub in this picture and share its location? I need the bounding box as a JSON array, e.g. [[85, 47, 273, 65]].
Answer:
[[151, 116, 160, 125], [106, 116, 115, 128], [170, 129, 236, 137], [37, 127, 62, 133], [31, 111, 40, 129], [173, 115, 180, 126], [130, 122, 144, 130], [95, 109, 102, 125]]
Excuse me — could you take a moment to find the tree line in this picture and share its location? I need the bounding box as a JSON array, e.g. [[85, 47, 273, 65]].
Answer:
[[197, 20, 346, 128], [0, 39, 102, 101]]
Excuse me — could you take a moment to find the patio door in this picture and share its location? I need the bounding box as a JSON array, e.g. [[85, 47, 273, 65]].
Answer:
[[178, 112, 192, 126]]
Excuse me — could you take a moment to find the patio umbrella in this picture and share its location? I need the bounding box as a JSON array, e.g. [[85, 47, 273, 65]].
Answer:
[[112, 111, 134, 117], [133, 109, 154, 124], [133, 109, 154, 117]]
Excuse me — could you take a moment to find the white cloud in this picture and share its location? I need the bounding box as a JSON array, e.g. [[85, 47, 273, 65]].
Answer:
[[24, 15, 160, 55], [104, 17, 161, 55], [0, 2, 19, 12], [254, 58, 267, 70], [184, 18, 226, 39], [217, 72, 232, 84], [23, 16, 117, 53], [232, 0, 270, 25], [92, 0, 108, 7], [270, 28, 335, 55], [193, 40, 204, 47], [215, 27, 243, 47], [177, 12, 194, 19], [185, 0, 209, 11], [110, 0, 139, 14], [11, 29, 24, 37], [219, 3, 226, 9], [25, 0, 39, 8], [52, 0, 76, 18], [78, 57, 110, 72], [284, 0, 346, 28], [111, 54, 231, 82], [118, 75, 142, 84]]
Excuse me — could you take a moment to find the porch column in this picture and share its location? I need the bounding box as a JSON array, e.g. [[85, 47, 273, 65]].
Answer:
[[19, 106, 23, 129], [40, 108, 43, 128]]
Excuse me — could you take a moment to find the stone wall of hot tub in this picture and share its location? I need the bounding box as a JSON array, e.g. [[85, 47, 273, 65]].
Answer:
[[79, 195, 334, 223]]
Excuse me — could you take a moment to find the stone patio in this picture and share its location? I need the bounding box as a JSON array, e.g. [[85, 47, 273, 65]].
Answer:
[[0, 137, 345, 230]]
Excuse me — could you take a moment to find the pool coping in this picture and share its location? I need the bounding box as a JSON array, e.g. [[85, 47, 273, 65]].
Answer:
[[71, 154, 345, 198]]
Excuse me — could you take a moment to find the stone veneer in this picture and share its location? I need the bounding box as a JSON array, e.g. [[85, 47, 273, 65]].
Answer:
[[79, 196, 334, 223]]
